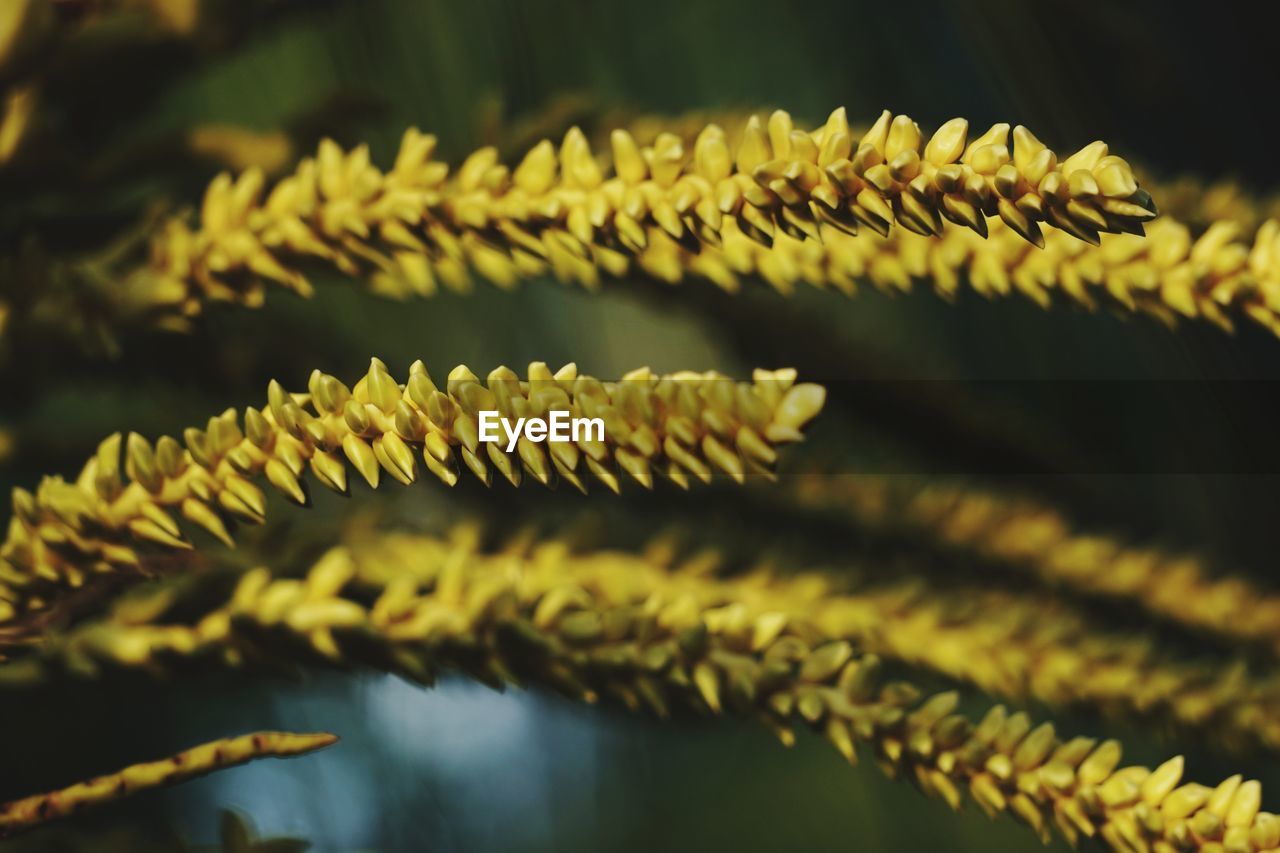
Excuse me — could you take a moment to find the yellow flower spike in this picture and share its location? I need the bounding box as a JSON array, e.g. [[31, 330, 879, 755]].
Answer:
[[21, 524, 1280, 759], [118, 109, 1157, 335], [787, 473, 1280, 660], [14, 529, 1277, 853], [732, 213, 1280, 334], [0, 731, 338, 837], [0, 363, 823, 623], [1139, 171, 1280, 232]]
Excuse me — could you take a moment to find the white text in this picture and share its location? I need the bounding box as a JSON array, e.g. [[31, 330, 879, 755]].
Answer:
[[477, 410, 605, 452]]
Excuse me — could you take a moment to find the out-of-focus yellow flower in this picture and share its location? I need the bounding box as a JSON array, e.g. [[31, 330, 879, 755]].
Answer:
[[186, 124, 295, 175], [0, 0, 55, 84], [10, 529, 1272, 853], [0, 84, 36, 164], [143, 0, 202, 36], [790, 474, 1280, 657]]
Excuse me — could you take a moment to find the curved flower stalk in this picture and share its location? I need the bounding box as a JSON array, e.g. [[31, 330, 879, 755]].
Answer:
[[23, 210, 1279, 355], [132, 108, 1154, 321], [821, 581, 1280, 755], [122, 111, 1280, 341], [21, 109, 1280, 346], [15, 529, 1280, 757], [654, 213, 1280, 337], [0, 360, 824, 626], [0, 731, 337, 837], [788, 474, 1280, 657], [605, 107, 1277, 240], [1139, 172, 1280, 233], [5, 529, 1275, 853], [599, 110, 1280, 334], [605, 108, 1278, 239]]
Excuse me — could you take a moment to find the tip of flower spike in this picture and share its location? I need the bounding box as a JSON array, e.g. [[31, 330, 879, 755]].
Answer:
[[0, 361, 831, 622], [282, 731, 341, 752], [765, 383, 826, 443]]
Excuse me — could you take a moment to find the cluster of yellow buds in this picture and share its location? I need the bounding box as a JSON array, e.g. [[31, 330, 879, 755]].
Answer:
[[823, 580, 1280, 756], [135, 109, 1155, 322], [7, 529, 1274, 853], [787, 474, 1280, 657], [10, 94, 1280, 850], [628, 212, 1280, 336], [1144, 172, 1280, 233], [0, 360, 824, 624], [17, 526, 1280, 758]]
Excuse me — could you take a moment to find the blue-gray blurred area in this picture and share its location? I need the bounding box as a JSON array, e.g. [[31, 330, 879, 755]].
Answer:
[[3, 0, 1280, 850], [5, 673, 1080, 852], [173, 675, 1053, 852]]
